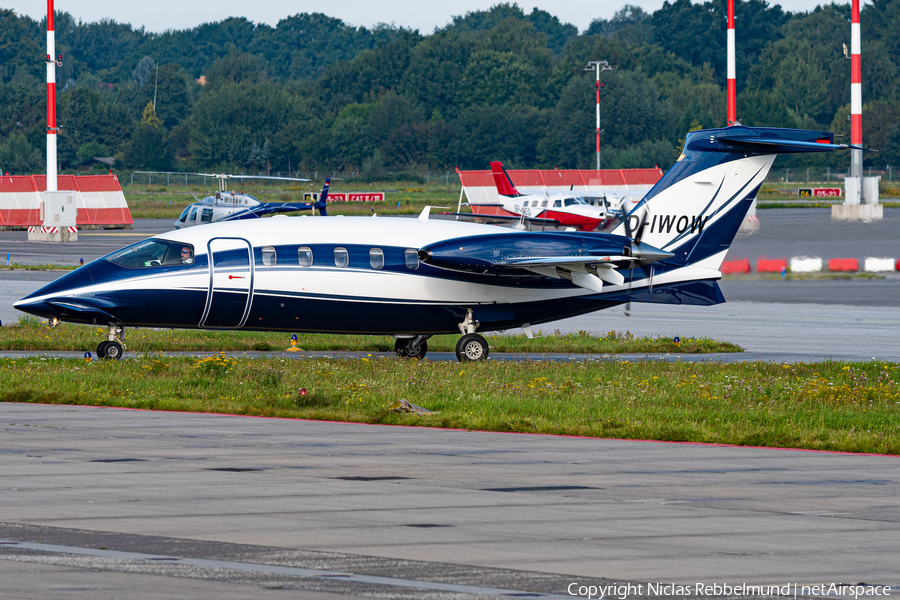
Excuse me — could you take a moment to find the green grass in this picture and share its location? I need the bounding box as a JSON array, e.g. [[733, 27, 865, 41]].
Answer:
[[0, 263, 78, 272], [2, 355, 897, 454], [0, 318, 739, 354], [124, 183, 461, 220]]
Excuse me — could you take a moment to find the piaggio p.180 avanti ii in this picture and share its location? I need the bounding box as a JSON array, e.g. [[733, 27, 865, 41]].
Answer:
[[15, 126, 860, 361]]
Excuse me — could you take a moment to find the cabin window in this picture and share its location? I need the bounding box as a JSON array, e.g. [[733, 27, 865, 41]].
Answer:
[[369, 248, 384, 269], [178, 207, 190, 222], [261, 246, 277, 266], [200, 208, 213, 222], [104, 239, 193, 269], [298, 247, 313, 267], [188, 207, 198, 221], [523, 201, 529, 207], [541, 200, 548, 208], [553, 200, 562, 208], [334, 247, 349, 268], [405, 249, 419, 270]]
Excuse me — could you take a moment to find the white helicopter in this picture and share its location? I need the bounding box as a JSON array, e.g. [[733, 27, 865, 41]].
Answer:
[[16, 126, 860, 361], [174, 175, 330, 229]]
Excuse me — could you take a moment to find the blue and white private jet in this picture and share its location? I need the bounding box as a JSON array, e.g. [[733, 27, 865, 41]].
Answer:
[[15, 126, 858, 361]]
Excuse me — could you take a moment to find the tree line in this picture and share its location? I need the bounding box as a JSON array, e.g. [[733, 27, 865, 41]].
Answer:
[[0, 0, 898, 177]]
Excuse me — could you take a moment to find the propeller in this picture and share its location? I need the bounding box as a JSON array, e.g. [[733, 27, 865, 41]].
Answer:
[[622, 204, 651, 318]]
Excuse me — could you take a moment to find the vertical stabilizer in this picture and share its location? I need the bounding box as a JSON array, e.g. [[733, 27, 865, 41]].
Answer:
[[316, 177, 330, 216], [614, 126, 857, 271], [489, 162, 522, 198]]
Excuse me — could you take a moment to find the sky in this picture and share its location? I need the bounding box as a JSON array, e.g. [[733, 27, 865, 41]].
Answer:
[[6, 0, 834, 33]]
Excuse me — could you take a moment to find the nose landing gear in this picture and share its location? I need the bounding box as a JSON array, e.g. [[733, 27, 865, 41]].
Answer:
[[454, 308, 489, 362], [455, 333, 489, 362], [97, 323, 126, 360]]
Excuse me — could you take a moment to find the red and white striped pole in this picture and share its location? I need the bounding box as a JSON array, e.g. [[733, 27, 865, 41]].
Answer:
[[584, 60, 612, 170], [595, 70, 600, 170], [46, 0, 57, 192], [727, 0, 737, 125], [850, 0, 862, 178]]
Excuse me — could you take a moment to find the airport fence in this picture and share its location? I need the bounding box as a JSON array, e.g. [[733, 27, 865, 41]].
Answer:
[[77, 167, 900, 191], [118, 170, 459, 190], [765, 166, 895, 184]]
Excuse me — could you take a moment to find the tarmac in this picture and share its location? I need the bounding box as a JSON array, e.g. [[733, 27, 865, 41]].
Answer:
[[1, 403, 899, 599]]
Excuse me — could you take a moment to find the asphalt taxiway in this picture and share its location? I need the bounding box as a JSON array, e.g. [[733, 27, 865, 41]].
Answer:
[[1, 211, 899, 361], [1, 403, 898, 599]]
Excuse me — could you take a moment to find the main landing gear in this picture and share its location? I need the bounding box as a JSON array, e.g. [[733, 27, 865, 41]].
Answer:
[[96, 323, 126, 360], [395, 335, 430, 359], [454, 308, 489, 362], [394, 309, 491, 362]]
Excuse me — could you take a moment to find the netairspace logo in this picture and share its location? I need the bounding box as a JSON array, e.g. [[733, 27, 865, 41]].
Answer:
[[566, 582, 894, 599]]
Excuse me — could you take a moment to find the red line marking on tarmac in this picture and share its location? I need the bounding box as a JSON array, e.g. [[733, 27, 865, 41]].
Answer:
[[19, 402, 897, 458]]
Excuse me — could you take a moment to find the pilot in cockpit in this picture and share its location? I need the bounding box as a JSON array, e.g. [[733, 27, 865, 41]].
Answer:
[[181, 246, 194, 264]]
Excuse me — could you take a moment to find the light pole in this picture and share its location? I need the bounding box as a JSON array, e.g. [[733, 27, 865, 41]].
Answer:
[[584, 60, 613, 170]]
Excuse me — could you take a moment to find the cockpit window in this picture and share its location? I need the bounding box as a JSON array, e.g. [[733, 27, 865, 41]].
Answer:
[[564, 198, 586, 207], [178, 207, 190, 222], [104, 239, 194, 269], [189, 207, 198, 221]]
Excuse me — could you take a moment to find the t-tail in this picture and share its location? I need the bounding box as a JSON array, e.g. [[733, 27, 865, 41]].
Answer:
[[612, 126, 861, 304], [490, 161, 523, 198], [314, 176, 330, 216]]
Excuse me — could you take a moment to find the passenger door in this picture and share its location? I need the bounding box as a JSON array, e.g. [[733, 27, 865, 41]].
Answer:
[[200, 238, 253, 328]]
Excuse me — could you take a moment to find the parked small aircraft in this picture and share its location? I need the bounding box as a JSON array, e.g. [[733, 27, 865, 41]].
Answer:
[[449, 162, 623, 231], [15, 126, 859, 361], [174, 175, 330, 229]]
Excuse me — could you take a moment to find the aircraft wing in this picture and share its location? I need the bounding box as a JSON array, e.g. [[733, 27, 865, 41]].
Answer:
[[495, 255, 630, 289], [440, 212, 560, 227]]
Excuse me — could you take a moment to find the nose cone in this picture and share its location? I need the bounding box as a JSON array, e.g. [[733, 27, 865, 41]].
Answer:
[[14, 265, 97, 319]]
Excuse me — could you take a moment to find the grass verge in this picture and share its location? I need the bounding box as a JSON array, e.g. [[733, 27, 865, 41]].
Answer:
[[0, 264, 78, 272], [124, 187, 460, 220], [1, 355, 897, 454], [0, 318, 739, 354]]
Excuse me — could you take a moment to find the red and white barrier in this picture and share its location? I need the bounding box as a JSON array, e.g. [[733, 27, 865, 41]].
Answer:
[[0, 174, 132, 229], [863, 258, 895, 272], [828, 258, 858, 272], [756, 257, 787, 273], [723, 255, 900, 274], [721, 258, 751, 274]]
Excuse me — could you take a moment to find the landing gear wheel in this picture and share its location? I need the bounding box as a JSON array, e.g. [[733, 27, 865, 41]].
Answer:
[[455, 333, 489, 362], [96, 341, 110, 359], [103, 341, 123, 360], [394, 338, 428, 359]]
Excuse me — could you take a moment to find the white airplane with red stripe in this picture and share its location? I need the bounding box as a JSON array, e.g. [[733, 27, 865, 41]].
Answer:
[[484, 161, 615, 231]]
